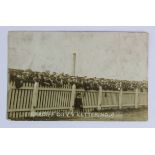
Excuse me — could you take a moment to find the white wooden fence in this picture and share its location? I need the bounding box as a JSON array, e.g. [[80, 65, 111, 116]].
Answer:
[[7, 82, 148, 119]]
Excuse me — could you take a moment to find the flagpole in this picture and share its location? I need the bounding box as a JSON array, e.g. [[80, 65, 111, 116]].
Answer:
[[72, 52, 76, 76]]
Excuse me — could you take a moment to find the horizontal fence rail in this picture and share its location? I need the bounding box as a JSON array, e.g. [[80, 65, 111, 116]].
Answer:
[[8, 82, 148, 119]]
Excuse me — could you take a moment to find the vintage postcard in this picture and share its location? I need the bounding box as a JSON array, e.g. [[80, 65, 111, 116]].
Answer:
[[7, 31, 148, 121]]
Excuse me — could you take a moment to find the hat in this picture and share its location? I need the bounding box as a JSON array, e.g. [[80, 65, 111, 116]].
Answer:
[[76, 93, 81, 97]]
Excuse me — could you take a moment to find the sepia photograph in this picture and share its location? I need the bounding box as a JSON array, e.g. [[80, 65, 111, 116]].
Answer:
[[7, 31, 148, 121], [1, 2, 155, 155]]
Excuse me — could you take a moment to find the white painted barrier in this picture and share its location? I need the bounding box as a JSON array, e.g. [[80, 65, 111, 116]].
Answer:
[[8, 82, 148, 119]]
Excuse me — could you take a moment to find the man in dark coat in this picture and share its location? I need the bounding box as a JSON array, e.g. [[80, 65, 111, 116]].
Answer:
[[15, 74, 23, 89], [83, 80, 91, 91], [74, 93, 83, 112]]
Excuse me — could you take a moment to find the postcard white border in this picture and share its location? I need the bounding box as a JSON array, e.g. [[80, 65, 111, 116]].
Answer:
[[0, 26, 154, 128]]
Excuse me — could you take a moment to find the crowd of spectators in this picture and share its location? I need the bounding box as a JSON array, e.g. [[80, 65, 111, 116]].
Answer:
[[9, 69, 148, 92]]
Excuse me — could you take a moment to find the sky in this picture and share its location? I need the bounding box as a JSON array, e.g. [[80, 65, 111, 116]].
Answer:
[[8, 31, 148, 81]]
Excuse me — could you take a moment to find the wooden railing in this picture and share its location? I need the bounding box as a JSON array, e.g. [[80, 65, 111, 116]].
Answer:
[[7, 82, 148, 119]]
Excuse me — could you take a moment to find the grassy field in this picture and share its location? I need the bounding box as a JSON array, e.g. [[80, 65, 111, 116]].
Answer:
[[10, 107, 148, 121], [52, 108, 148, 121], [21, 107, 147, 121]]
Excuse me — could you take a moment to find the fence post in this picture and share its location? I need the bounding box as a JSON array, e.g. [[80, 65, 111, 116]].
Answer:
[[97, 86, 102, 111], [69, 84, 76, 111], [7, 82, 12, 116], [135, 88, 138, 109], [8, 82, 12, 106], [119, 88, 122, 110], [30, 82, 39, 117]]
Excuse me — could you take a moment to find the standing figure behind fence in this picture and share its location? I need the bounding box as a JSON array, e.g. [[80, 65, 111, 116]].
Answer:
[[74, 93, 83, 112]]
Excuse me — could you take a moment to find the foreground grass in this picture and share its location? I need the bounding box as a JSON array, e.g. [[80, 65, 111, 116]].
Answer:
[[53, 108, 148, 121], [9, 107, 148, 121]]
